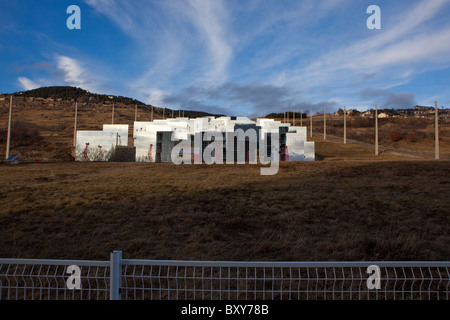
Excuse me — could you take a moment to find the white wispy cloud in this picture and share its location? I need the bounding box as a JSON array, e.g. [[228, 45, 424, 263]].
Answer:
[[56, 55, 96, 92], [278, 0, 450, 108], [84, 0, 233, 90], [79, 0, 450, 111], [16, 55, 103, 94], [17, 77, 40, 91], [183, 0, 232, 82]]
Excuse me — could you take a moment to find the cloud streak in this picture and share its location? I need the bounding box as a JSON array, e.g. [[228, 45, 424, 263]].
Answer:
[[361, 88, 416, 108], [162, 82, 339, 117], [301, 0, 450, 83], [9, 1, 450, 114], [17, 77, 40, 91], [56, 55, 93, 90], [84, 0, 233, 87], [16, 55, 100, 93]]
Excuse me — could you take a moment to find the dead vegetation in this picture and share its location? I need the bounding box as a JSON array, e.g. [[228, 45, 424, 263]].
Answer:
[[0, 138, 448, 262], [0, 98, 449, 262]]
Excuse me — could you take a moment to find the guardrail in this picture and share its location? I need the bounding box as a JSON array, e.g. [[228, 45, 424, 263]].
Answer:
[[1, 251, 448, 300]]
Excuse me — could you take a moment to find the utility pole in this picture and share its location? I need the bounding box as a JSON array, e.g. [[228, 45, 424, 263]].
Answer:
[[73, 102, 78, 148], [151, 105, 154, 122], [163, 108, 165, 119], [112, 102, 115, 125], [324, 107, 326, 140], [435, 101, 440, 160], [344, 106, 347, 144], [375, 104, 379, 156], [134, 104, 137, 122], [300, 109, 303, 127], [310, 108, 313, 138], [293, 110, 295, 126], [5, 95, 13, 160]]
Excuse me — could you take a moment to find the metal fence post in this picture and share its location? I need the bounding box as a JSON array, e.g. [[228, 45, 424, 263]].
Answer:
[[110, 250, 122, 300]]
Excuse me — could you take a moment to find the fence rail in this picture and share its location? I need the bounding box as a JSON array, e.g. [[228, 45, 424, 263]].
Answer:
[[1, 251, 448, 300]]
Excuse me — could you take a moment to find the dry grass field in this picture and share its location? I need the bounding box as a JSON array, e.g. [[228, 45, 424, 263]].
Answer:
[[1, 137, 449, 262], [0, 97, 449, 262], [309, 115, 450, 158]]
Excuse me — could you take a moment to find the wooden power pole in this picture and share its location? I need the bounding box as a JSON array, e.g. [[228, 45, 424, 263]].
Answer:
[[112, 102, 115, 124], [5, 96, 13, 160], [344, 106, 347, 144], [435, 101, 440, 160], [73, 102, 78, 147], [375, 104, 379, 156]]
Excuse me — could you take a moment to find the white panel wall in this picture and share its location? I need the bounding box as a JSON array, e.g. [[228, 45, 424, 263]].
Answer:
[[134, 130, 157, 162], [286, 132, 305, 161], [304, 141, 315, 161]]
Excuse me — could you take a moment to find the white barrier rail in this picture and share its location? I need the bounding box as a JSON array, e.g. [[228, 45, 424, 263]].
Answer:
[[0, 251, 448, 300]]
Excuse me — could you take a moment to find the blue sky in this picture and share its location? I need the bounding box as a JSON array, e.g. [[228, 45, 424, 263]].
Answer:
[[1, 0, 450, 117]]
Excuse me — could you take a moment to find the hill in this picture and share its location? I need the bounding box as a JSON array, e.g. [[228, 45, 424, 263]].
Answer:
[[17, 86, 144, 106], [0, 87, 224, 161], [4, 86, 225, 118]]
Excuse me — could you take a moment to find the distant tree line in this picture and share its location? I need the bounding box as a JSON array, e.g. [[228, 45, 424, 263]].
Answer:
[[16, 86, 147, 106], [265, 112, 308, 119]]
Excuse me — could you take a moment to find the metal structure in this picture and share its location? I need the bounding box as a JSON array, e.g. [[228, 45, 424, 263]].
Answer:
[[5, 154, 19, 165], [148, 144, 153, 162], [97, 145, 104, 161], [0, 252, 448, 300], [82, 143, 90, 162]]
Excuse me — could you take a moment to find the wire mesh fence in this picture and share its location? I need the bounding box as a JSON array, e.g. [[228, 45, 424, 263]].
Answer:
[[0, 259, 110, 300], [120, 260, 449, 301], [1, 253, 448, 300]]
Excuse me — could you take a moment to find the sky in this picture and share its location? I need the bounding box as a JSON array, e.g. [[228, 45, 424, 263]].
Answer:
[[1, 0, 450, 117]]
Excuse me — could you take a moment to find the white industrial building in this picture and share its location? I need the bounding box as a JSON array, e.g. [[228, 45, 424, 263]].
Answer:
[[76, 116, 315, 162], [75, 124, 129, 161]]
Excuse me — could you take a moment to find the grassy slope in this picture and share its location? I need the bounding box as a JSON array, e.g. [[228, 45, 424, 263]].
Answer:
[[1, 138, 449, 262]]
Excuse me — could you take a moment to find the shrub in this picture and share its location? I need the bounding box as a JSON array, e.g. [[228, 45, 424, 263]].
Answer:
[[389, 130, 403, 142], [11, 121, 41, 147], [405, 130, 425, 142], [348, 116, 373, 128]]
